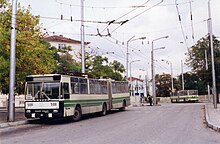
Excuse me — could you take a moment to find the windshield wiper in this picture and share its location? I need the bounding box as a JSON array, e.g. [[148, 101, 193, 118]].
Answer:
[[34, 90, 50, 100]]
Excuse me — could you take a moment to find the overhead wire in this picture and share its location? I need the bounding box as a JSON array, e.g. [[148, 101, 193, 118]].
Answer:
[[39, 16, 123, 24], [108, 36, 150, 60], [54, 0, 191, 9], [189, 0, 195, 44], [111, 0, 164, 33], [100, 0, 151, 34], [41, 18, 207, 40], [175, 0, 189, 49]]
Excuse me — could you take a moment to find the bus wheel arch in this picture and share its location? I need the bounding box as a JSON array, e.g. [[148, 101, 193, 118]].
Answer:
[[119, 100, 126, 111], [72, 104, 82, 121], [100, 102, 107, 116]]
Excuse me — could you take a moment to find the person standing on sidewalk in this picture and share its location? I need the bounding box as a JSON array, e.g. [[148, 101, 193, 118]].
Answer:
[[147, 94, 153, 106]]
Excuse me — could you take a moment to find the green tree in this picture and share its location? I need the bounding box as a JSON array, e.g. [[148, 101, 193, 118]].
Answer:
[[110, 60, 125, 73], [186, 35, 220, 94], [155, 73, 172, 97], [88, 55, 111, 79], [0, 3, 56, 94], [53, 46, 81, 73], [109, 60, 125, 81], [177, 72, 206, 95], [87, 55, 125, 81]]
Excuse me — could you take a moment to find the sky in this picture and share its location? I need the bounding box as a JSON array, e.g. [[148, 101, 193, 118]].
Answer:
[[18, 0, 220, 79]]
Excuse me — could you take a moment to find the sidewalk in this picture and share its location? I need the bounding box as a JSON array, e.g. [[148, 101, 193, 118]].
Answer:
[[0, 107, 27, 128], [205, 103, 220, 132]]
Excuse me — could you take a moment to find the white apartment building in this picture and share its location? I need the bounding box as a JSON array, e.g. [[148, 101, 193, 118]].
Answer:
[[45, 35, 90, 62], [128, 77, 147, 96]]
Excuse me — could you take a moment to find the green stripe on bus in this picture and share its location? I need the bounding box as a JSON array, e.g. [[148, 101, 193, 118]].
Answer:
[[112, 96, 130, 103], [64, 99, 108, 107], [64, 97, 130, 107], [112, 96, 130, 100]]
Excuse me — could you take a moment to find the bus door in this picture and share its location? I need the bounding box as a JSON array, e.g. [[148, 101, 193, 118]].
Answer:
[[62, 82, 70, 99]]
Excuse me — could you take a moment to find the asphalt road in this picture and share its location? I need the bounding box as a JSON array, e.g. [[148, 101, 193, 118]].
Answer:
[[0, 103, 220, 144]]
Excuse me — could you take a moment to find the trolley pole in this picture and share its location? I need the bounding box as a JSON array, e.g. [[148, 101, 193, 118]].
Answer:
[[8, 0, 18, 122]]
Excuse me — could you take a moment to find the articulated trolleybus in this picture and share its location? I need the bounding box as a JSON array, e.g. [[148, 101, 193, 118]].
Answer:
[[170, 90, 199, 103], [24, 74, 130, 121]]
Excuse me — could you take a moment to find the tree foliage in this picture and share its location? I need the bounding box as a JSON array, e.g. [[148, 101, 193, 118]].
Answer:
[[186, 35, 220, 93], [51, 46, 81, 74], [0, 3, 56, 94], [87, 55, 125, 81], [155, 73, 171, 97], [177, 72, 206, 95]]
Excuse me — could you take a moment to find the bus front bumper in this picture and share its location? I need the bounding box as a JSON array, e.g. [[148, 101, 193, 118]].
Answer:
[[25, 110, 63, 119]]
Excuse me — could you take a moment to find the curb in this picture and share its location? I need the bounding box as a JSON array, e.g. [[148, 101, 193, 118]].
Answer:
[[204, 104, 220, 132], [0, 120, 28, 129]]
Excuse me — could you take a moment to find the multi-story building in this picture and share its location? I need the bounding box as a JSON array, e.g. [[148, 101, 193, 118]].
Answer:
[[45, 35, 90, 62], [128, 77, 147, 96]]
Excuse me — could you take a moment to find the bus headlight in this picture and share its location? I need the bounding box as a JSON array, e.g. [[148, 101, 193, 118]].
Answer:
[[53, 110, 58, 113], [26, 110, 31, 113]]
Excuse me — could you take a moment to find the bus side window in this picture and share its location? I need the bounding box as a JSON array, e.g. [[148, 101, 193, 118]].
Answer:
[[63, 83, 70, 99]]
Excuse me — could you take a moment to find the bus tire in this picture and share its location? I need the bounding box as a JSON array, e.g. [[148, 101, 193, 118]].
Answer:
[[119, 101, 126, 111], [72, 106, 82, 121], [100, 103, 107, 116]]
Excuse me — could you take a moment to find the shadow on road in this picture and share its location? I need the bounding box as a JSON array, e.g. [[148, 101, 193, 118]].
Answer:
[[27, 109, 127, 125]]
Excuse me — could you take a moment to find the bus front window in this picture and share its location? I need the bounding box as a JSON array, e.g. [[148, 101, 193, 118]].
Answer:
[[26, 82, 60, 100]]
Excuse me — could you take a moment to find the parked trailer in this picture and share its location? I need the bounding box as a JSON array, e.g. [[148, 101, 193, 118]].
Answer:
[[24, 74, 130, 121], [170, 90, 199, 103]]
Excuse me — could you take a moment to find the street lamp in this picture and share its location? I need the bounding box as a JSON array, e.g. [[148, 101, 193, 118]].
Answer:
[[151, 36, 168, 106], [139, 68, 149, 97], [129, 60, 140, 106], [161, 59, 174, 96], [130, 60, 141, 79], [126, 36, 146, 81]]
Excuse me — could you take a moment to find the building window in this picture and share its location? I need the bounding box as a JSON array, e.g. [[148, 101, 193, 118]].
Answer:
[[58, 44, 66, 49]]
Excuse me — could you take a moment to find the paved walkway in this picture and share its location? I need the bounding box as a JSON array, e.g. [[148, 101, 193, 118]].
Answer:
[[0, 101, 220, 132], [205, 103, 220, 132], [0, 108, 27, 128]]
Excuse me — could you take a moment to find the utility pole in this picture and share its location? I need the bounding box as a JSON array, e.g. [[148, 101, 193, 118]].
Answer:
[[139, 69, 148, 97], [126, 36, 146, 81], [205, 50, 211, 101], [130, 60, 140, 106], [170, 62, 174, 96], [126, 36, 135, 81], [181, 60, 184, 90], [161, 59, 174, 96], [208, 0, 217, 108], [151, 36, 168, 106], [81, 0, 85, 73], [8, 0, 18, 122]]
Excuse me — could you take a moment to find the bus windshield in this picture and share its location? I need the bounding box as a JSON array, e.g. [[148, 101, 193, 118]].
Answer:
[[26, 82, 60, 100]]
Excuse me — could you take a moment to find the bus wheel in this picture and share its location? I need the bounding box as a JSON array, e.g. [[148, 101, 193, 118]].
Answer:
[[100, 103, 107, 116], [119, 101, 126, 111], [72, 106, 82, 121]]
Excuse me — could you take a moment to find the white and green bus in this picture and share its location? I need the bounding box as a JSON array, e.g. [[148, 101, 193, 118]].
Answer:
[[24, 74, 130, 121], [170, 90, 199, 103]]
